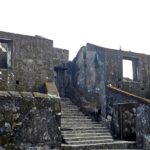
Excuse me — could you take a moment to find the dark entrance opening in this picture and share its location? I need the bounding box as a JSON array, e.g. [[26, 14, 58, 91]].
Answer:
[[118, 103, 137, 141]]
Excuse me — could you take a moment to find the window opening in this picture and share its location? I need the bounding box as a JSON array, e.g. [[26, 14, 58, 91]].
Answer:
[[0, 39, 12, 69], [123, 59, 133, 81]]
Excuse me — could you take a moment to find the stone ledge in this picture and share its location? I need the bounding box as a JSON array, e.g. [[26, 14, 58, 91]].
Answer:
[[45, 82, 60, 98], [0, 91, 10, 97], [0, 91, 49, 100]]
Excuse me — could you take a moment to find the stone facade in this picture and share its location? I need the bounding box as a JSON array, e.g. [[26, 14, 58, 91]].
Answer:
[[62, 43, 150, 117], [53, 48, 69, 66], [0, 31, 68, 149], [0, 91, 61, 149], [136, 104, 150, 148], [0, 31, 69, 92]]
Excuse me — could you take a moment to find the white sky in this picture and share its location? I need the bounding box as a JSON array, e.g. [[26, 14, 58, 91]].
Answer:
[[0, 0, 150, 60]]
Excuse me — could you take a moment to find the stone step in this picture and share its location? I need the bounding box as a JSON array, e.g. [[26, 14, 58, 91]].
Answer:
[[61, 101, 74, 104], [62, 109, 80, 111], [61, 112, 85, 115], [62, 132, 112, 137], [61, 118, 90, 120], [62, 110, 81, 113], [61, 109, 80, 111], [61, 101, 74, 103], [61, 116, 87, 119], [61, 104, 79, 107], [61, 129, 110, 134], [62, 141, 137, 150], [61, 121, 93, 124], [62, 117, 88, 119], [61, 116, 89, 119], [61, 103, 78, 105], [67, 139, 114, 144], [61, 125, 107, 129], [62, 114, 85, 117], [61, 122, 106, 128], [61, 114, 86, 117], [61, 119, 92, 123], [61, 126, 106, 130], [63, 135, 113, 141], [61, 122, 102, 125], [61, 118, 97, 124], [61, 107, 80, 110], [61, 111, 84, 115], [61, 104, 74, 106], [61, 118, 91, 120], [61, 110, 82, 113], [61, 108, 79, 113], [61, 108, 79, 110]]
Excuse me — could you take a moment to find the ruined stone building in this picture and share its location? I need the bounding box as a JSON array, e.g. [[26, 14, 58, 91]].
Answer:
[[0, 31, 150, 150], [0, 31, 68, 150], [0, 31, 68, 92]]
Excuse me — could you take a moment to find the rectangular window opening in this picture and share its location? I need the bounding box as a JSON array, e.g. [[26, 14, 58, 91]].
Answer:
[[123, 59, 133, 81], [0, 39, 12, 69]]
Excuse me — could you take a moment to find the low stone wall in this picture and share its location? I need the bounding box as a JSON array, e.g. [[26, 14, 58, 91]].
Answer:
[[0, 91, 61, 150]]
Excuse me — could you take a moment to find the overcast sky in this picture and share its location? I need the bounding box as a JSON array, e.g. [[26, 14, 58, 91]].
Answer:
[[0, 0, 150, 60]]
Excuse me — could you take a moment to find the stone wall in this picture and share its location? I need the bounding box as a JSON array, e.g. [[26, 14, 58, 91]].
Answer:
[[136, 104, 150, 148], [67, 43, 150, 117], [68, 45, 105, 116], [0, 91, 61, 150], [104, 45, 150, 99], [53, 48, 69, 66], [0, 31, 69, 92]]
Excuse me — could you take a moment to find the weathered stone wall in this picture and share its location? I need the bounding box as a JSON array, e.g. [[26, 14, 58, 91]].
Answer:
[[53, 48, 69, 66], [68, 43, 150, 117], [69, 45, 105, 115], [0, 31, 69, 92], [104, 46, 150, 99], [136, 104, 150, 148], [0, 91, 61, 150]]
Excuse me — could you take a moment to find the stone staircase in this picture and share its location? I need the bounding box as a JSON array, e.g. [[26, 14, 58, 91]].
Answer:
[[61, 98, 140, 150]]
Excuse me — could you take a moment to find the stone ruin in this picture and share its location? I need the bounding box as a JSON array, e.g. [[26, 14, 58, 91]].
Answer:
[[0, 31, 68, 149], [0, 31, 150, 149]]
